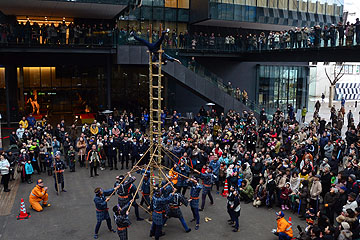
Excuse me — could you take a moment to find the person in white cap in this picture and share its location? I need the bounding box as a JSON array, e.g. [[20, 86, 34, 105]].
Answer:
[[53, 151, 66, 193], [338, 222, 353, 240]]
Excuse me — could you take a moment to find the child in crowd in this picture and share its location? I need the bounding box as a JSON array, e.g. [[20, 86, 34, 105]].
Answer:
[[25, 160, 34, 184]]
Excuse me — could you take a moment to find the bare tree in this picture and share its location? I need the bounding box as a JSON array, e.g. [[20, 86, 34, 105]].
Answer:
[[325, 63, 345, 107]]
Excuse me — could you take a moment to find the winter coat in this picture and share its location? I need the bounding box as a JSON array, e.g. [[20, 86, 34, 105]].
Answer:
[[310, 180, 322, 200]]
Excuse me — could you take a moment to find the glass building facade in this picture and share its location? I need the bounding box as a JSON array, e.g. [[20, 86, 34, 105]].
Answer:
[[257, 65, 309, 113], [207, 0, 343, 27], [119, 0, 189, 36]]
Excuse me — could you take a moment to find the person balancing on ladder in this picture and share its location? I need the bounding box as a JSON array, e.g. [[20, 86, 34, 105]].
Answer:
[[131, 29, 182, 65]]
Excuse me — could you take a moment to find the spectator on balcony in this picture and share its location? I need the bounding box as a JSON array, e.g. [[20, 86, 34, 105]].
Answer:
[[329, 24, 336, 47], [338, 21, 345, 46], [345, 22, 354, 46], [355, 18, 360, 45], [179, 32, 185, 48], [209, 33, 215, 49]]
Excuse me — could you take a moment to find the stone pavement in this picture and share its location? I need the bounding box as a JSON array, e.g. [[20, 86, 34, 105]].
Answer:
[[0, 165, 304, 240]]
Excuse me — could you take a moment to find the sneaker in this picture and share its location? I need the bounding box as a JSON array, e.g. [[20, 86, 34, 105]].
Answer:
[[199, 209, 203, 211], [190, 219, 195, 222], [109, 229, 116, 233], [232, 228, 239, 232], [62, 189, 67, 192], [4, 189, 10, 192], [186, 228, 191, 233], [43, 203, 51, 207], [137, 217, 144, 221], [281, 205, 285, 210], [94, 234, 98, 239], [285, 205, 289, 210], [195, 225, 199, 230]]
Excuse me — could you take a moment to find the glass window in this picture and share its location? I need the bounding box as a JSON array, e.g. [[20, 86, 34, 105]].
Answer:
[[317, 0, 325, 14], [299, 0, 307, 12], [178, 0, 189, 8], [278, 0, 288, 9], [308, 0, 316, 13], [24, 67, 41, 88], [257, 0, 267, 7], [40, 67, 51, 88], [325, 0, 334, 15], [269, 0, 277, 8], [165, 0, 177, 8], [289, 0, 298, 10], [246, 0, 256, 6], [234, 0, 246, 4], [153, 0, 164, 7]]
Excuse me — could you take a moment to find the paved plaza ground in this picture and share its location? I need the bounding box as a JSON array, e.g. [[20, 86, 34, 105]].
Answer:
[[2, 98, 355, 240], [0, 164, 304, 240]]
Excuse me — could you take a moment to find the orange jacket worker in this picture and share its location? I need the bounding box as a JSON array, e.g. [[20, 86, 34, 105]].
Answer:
[[29, 179, 51, 212]]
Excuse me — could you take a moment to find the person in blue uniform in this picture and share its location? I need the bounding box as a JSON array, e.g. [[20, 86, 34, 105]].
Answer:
[[194, 167, 216, 211], [128, 180, 144, 221], [113, 200, 133, 240], [163, 192, 191, 233], [175, 161, 190, 195], [140, 172, 151, 207], [188, 176, 202, 230], [131, 30, 182, 65], [93, 186, 119, 239], [115, 173, 136, 207], [150, 186, 176, 240]]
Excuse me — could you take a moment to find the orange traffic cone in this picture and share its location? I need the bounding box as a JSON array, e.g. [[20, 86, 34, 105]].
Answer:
[[288, 216, 292, 225], [17, 198, 31, 220], [222, 179, 229, 197]]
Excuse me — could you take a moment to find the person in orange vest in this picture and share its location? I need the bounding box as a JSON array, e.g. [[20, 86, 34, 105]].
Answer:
[[169, 164, 179, 186], [272, 211, 293, 240], [29, 179, 51, 212]]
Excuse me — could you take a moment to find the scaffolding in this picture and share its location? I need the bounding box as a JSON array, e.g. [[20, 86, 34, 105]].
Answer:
[[148, 24, 164, 197]]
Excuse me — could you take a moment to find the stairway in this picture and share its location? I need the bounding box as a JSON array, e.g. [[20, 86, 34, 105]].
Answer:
[[117, 45, 262, 114]]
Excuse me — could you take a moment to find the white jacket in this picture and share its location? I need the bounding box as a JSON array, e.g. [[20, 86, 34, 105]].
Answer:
[[0, 159, 10, 175]]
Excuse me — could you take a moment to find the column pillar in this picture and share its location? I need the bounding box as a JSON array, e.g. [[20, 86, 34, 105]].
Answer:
[[106, 55, 112, 110], [5, 65, 18, 126]]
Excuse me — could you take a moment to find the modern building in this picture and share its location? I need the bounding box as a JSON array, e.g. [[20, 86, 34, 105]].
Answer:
[[0, 0, 343, 123]]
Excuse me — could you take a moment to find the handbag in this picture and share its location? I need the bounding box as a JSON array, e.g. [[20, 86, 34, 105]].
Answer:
[[16, 165, 22, 173]]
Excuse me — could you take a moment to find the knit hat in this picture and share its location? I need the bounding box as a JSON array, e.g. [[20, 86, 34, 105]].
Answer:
[[349, 192, 357, 200], [349, 174, 356, 181], [341, 222, 350, 230], [276, 211, 284, 217]]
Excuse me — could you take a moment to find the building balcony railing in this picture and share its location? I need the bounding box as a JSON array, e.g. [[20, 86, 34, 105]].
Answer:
[[43, 0, 131, 5]]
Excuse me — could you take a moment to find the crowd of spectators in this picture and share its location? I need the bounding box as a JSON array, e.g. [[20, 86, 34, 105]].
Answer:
[[124, 18, 360, 52], [0, 21, 115, 46], [3, 18, 360, 53], [2, 97, 360, 239]]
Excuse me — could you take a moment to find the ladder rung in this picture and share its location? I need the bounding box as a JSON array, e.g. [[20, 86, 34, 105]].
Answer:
[[153, 97, 163, 100], [152, 74, 164, 77], [152, 120, 162, 123], [152, 86, 163, 88]]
